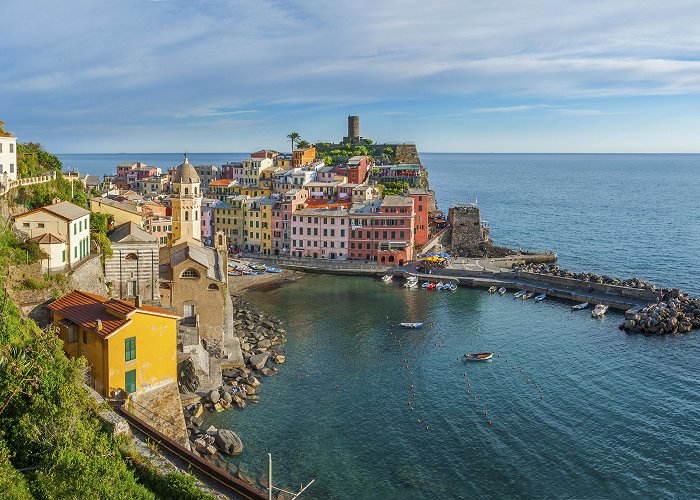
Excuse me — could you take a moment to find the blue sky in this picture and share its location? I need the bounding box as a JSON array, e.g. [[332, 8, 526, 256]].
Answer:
[[3, 0, 700, 153]]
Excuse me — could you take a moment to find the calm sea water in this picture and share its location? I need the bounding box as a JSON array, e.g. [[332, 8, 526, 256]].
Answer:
[[61, 153, 700, 497]]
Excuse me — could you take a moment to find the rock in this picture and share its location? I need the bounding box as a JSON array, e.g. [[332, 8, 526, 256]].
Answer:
[[273, 355, 286, 364], [206, 425, 218, 436], [215, 429, 244, 455], [193, 438, 208, 452], [208, 389, 220, 404], [206, 444, 218, 456], [249, 353, 269, 370], [192, 404, 204, 418], [260, 367, 276, 377], [222, 391, 233, 404], [227, 337, 246, 368], [191, 416, 204, 427], [213, 402, 225, 412], [247, 376, 261, 388], [258, 339, 272, 349]]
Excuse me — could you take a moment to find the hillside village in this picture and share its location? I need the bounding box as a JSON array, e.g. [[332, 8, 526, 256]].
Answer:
[[0, 116, 442, 496]]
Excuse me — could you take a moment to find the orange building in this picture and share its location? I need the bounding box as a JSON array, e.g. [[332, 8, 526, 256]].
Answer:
[[408, 188, 430, 247], [292, 147, 316, 168]]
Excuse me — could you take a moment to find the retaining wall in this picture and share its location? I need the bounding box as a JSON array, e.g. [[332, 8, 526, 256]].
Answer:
[[515, 271, 658, 301]]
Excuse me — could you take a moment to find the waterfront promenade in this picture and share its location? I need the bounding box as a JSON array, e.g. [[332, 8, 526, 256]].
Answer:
[[235, 254, 656, 311]]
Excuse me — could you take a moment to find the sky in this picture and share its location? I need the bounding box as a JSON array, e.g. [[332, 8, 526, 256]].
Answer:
[[3, 0, 700, 153]]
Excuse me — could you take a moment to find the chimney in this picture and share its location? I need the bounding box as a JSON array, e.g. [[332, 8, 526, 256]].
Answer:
[[135, 295, 142, 307], [96, 319, 103, 331]]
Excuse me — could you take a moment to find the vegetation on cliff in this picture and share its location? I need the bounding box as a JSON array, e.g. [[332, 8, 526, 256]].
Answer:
[[16, 143, 63, 179]]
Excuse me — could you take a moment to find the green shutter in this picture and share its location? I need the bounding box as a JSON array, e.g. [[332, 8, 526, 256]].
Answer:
[[125, 369, 136, 393], [125, 337, 136, 361]]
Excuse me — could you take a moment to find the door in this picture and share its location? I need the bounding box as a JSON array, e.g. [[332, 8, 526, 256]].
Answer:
[[184, 303, 196, 318], [127, 281, 136, 297]]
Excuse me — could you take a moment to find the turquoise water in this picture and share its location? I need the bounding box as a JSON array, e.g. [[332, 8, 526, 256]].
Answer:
[[206, 276, 700, 498], [61, 152, 700, 497]]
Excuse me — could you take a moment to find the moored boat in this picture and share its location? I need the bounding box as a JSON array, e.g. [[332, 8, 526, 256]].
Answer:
[[464, 352, 493, 362], [426, 282, 438, 290], [572, 302, 589, 311], [522, 292, 535, 300], [443, 283, 457, 291], [404, 281, 418, 289], [534, 293, 546, 302], [381, 274, 393, 282], [591, 304, 609, 317], [513, 290, 527, 298], [498, 287, 507, 295], [488, 286, 497, 294], [400, 322, 423, 329]]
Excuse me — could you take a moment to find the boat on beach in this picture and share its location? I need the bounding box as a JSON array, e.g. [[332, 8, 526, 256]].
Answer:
[[464, 352, 493, 362], [591, 304, 609, 317], [572, 302, 589, 311], [534, 293, 546, 302], [513, 290, 527, 298], [400, 322, 423, 329], [265, 266, 283, 273], [488, 286, 497, 294], [498, 287, 507, 295]]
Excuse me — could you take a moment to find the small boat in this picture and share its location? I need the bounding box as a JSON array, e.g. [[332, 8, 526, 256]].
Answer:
[[498, 287, 507, 295], [464, 352, 493, 362], [443, 283, 457, 291], [534, 293, 546, 302], [572, 302, 589, 311], [228, 270, 243, 276], [513, 290, 527, 298], [522, 292, 535, 300], [404, 281, 418, 289], [426, 282, 438, 290], [381, 275, 393, 282], [400, 322, 423, 329], [488, 286, 497, 294], [434, 282, 445, 290], [591, 304, 609, 317], [265, 266, 283, 273], [421, 281, 432, 289]]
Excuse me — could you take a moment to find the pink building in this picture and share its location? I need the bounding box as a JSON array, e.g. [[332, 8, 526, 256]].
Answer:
[[272, 189, 308, 256], [221, 162, 244, 181], [143, 215, 172, 246], [290, 206, 349, 259]]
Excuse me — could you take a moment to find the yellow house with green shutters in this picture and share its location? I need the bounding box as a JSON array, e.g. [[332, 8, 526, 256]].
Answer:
[[48, 290, 179, 398]]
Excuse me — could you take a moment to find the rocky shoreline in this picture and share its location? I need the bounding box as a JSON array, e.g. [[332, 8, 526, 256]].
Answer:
[[180, 296, 289, 490], [516, 263, 658, 291], [621, 288, 700, 335]]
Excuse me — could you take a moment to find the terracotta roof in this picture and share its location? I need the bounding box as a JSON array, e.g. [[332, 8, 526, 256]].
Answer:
[[209, 179, 235, 187], [29, 233, 65, 244], [48, 290, 179, 338]]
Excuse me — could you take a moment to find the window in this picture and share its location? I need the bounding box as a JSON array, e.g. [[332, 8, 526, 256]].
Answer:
[[22, 222, 29, 228], [181, 268, 200, 279], [125, 337, 136, 361], [68, 325, 77, 343], [125, 369, 136, 394], [125, 253, 138, 260], [62, 250, 66, 262], [83, 331, 88, 344]]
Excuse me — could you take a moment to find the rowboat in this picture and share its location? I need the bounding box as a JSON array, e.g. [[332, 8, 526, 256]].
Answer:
[[421, 281, 431, 289], [464, 352, 493, 362], [572, 302, 589, 311], [381, 275, 393, 282], [591, 304, 609, 317], [426, 282, 438, 290], [404, 281, 418, 289], [435, 282, 445, 290], [498, 287, 507, 295], [265, 266, 283, 273], [513, 290, 527, 298], [443, 283, 457, 291], [400, 322, 423, 329], [488, 286, 497, 294], [534, 293, 546, 302], [522, 292, 535, 300]]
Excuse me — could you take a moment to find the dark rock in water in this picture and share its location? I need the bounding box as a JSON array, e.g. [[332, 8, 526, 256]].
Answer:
[[214, 428, 244, 455]]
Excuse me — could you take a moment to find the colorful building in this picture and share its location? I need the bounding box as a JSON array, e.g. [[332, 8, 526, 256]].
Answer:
[[220, 162, 244, 182], [292, 147, 316, 168], [271, 189, 308, 256], [408, 188, 430, 247], [348, 196, 415, 265], [242, 157, 273, 186], [290, 206, 350, 259], [48, 290, 179, 398], [90, 196, 143, 227]]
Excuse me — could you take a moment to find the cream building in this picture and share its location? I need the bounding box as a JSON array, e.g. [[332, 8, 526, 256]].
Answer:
[[0, 120, 18, 186], [170, 155, 202, 246], [14, 200, 91, 273]]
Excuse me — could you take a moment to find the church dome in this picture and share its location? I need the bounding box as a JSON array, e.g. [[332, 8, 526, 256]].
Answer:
[[173, 154, 200, 183]]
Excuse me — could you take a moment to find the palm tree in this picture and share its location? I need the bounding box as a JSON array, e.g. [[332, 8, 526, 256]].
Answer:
[[287, 132, 300, 152]]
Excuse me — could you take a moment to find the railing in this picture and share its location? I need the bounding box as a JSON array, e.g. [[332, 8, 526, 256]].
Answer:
[[0, 171, 57, 197]]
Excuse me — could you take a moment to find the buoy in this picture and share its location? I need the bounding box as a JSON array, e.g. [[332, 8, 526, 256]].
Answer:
[[425, 425, 429, 431], [467, 383, 470, 387], [417, 419, 421, 423], [473, 395, 477, 400], [488, 420, 493, 426], [484, 410, 488, 416], [467, 390, 471, 394], [540, 395, 543, 399]]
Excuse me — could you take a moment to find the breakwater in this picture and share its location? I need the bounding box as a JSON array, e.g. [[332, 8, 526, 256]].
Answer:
[[621, 288, 700, 334]]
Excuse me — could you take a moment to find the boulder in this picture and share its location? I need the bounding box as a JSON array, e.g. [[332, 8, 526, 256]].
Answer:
[[258, 339, 272, 349], [247, 376, 261, 388], [273, 355, 286, 364], [206, 425, 218, 436], [208, 389, 220, 404], [222, 391, 233, 404], [260, 367, 276, 377], [249, 353, 269, 370], [191, 416, 204, 428], [215, 429, 244, 455]]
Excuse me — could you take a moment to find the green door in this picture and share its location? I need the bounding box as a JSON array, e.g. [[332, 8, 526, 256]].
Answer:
[[125, 369, 136, 394]]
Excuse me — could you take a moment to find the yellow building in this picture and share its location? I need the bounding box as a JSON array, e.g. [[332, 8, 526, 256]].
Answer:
[[242, 196, 263, 253], [292, 146, 316, 168], [260, 197, 275, 255], [240, 185, 271, 198], [170, 155, 202, 246], [48, 290, 179, 398], [213, 194, 248, 247], [90, 196, 143, 227]]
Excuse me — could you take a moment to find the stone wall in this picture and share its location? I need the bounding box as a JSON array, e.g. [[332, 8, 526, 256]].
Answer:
[[393, 144, 421, 164], [70, 253, 108, 296], [448, 205, 488, 257], [106, 244, 160, 303], [126, 380, 188, 446]]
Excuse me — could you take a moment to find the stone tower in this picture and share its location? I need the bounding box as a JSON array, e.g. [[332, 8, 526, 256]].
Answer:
[[344, 115, 361, 144], [170, 154, 202, 246]]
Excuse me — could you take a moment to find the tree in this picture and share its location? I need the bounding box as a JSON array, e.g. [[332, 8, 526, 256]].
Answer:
[[297, 140, 311, 149], [287, 132, 300, 152]]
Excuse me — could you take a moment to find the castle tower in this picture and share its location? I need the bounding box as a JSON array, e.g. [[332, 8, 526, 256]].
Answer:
[[170, 154, 202, 246], [344, 115, 361, 144]]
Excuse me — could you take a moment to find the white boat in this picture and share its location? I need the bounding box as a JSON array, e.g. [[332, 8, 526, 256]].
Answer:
[[434, 282, 445, 290], [404, 281, 418, 289], [513, 290, 527, 298], [443, 283, 457, 291], [400, 322, 423, 329], [381, 275, 393, 282], [534, 293, 546, 302], [522, 292, 535, 300], [488, 286, 497, 294], [498, 287, 507, 295], [572, 302, 589, 311], [591, 304, 609, 317], [464, 352, 493, 362]]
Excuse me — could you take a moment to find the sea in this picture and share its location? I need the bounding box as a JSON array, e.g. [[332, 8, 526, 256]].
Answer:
[[59, 152, 700, 498]]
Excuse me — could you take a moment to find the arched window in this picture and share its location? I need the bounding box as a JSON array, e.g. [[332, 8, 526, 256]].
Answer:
[[185, 211, 189, 221], [208, 284, 219, 291], [194, 211, 198, 221], [388, 255, 395, 263], [181, 268, 200, 279], [125, 253, 138, 260], [185, 187, 189, 195], [194, 187, 198, 195]]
